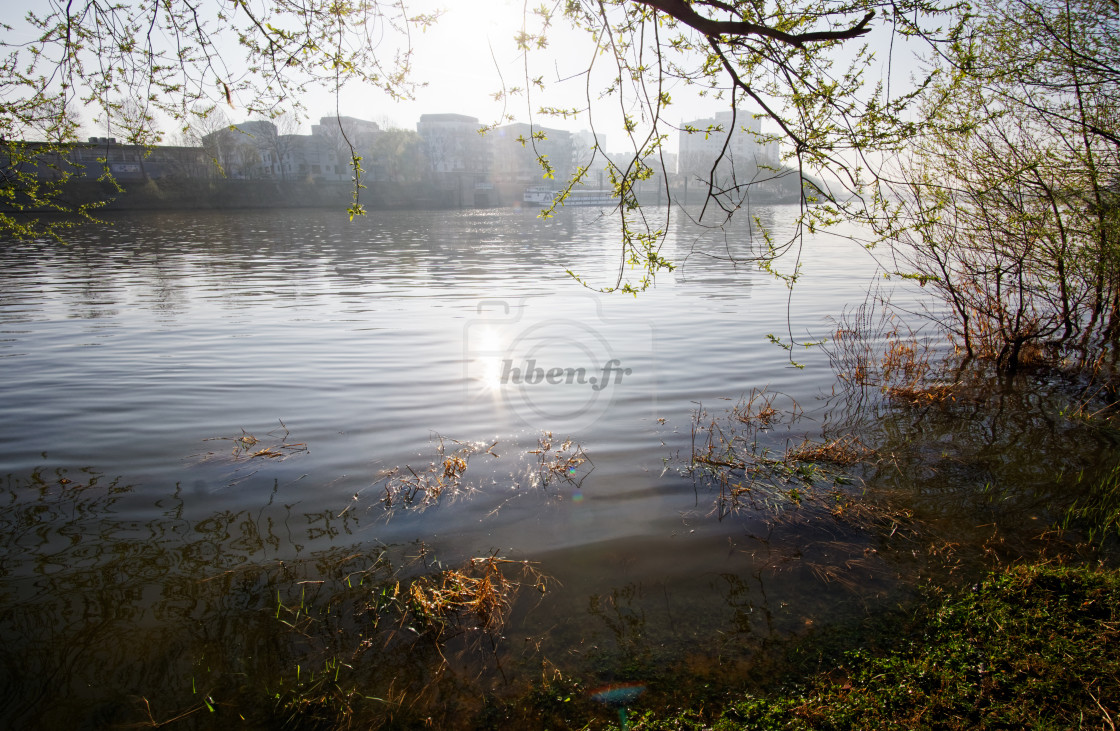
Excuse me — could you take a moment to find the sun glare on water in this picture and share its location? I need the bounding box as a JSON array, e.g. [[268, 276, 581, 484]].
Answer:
[[474, 326, 505, 393]]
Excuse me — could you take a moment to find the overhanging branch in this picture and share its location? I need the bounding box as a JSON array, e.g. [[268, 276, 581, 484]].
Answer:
[[633, 0, 875, 46]]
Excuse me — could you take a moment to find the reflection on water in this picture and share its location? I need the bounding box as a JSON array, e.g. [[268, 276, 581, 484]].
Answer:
[[1, 207, 1117, 727]]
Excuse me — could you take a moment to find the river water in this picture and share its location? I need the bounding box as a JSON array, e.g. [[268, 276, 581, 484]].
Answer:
[[1, 205, 1108, 728]]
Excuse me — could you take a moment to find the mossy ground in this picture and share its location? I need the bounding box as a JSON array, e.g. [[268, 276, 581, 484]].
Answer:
[[617, 562, 1120, 731]]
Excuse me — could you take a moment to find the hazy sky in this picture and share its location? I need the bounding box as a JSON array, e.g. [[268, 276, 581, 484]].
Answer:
[[310, 0, 747, 146], [315, 0, 619, 132]]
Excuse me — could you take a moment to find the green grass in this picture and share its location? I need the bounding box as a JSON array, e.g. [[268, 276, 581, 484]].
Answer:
[[1064, 463, 1120, 547], [623, 562, 1120, 730]]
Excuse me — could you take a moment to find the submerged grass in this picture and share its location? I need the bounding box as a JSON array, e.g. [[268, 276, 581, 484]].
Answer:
[[688, 389, 913, 539], [237, 548, 553, 730], [375, 435, 497, 508], [199, 420, 309, 462], [785, 435, 874, 466], [826, 299, 965, 409], [1063, 464, 1120, 548], [374, 431, 590, 510]]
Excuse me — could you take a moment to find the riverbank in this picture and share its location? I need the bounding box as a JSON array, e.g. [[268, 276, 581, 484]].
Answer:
[[495, 561, 1120, 730], [5, 171, 810, 215], [38, 178, 455, 211]]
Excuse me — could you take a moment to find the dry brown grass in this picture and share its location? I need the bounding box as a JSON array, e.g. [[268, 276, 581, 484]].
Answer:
[[400, 555, 551, 637], [825, 300, 967, 409], [528, 432, 592, 488], [376, 436, 498, 508], [375, 432, 591, 511], [687, 391, 919, 540], [198, 420, 309, 462], [785, 435, 875, 466], [883, 382, 959, 405], [733, 387, 801, 426]]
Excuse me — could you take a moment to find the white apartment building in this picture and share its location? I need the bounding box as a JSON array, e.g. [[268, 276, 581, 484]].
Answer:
[[678, 110, 781, 184]]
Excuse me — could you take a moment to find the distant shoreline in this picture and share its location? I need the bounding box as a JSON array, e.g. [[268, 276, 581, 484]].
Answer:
[[4, 178, 456, 213], [3, 175, 809, 216]]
